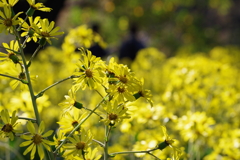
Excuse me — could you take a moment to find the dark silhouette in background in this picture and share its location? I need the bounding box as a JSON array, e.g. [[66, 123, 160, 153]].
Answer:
[[89, 23, 107, 58], [119, 24, 145, 61]]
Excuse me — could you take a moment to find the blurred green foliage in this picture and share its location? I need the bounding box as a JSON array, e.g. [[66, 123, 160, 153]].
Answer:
[[58, 0, 239, 56]]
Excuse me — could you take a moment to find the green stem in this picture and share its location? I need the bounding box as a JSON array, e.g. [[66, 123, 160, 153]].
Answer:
[[0, 73, 23, 82], [92, 139, 105, 147], [109, 148, 157, 157], [27, 45, 41, 66], [35, 75, 78, 98], [83, 107, 103, 119], [14, 27, 41, 125], [14, 116, 36, 122], [104, 125, 112, 160], [53, 94, 109, 154]]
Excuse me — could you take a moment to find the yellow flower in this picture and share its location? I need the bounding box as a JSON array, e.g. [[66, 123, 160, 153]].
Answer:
[[100, 101, 130, 126], [158, 126, 182, 160], [0, 40, 20, 64], [63, 129, 93, 158], [58, 88, 82, 114], [57, 109, 87, 134], [26, 0, 52, 12], [0, 6, 22, 34], [66, 147, 102, 160], [19, 121, 54, 160], [32, 18, 64, 45], [53, 129, 66, 153], [0, 109, 21, 140], [19, 16, 40, 42], [0, 0, 19, 7], [73, 49, 105, 91], [108, 84, 136, 103]]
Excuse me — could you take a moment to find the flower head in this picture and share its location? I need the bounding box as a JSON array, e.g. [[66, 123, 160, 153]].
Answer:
[[57, 109, 87, 133], [58, 88, 82, 115], [0, 6, 22, 34], [0, 109, 21, 140], [63, 129, 93, 158], [0, 40, 20, 64], [19, 121, 54, 160], [73, 49, 105, 91], [32, 18, 64, 45], [100, 101, 130, 126], [26, 0, 52, 16], [19, 16, 41, 42], [0, 0, 19, 7]]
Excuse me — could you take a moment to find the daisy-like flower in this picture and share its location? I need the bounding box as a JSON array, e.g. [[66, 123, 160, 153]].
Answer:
[[57, 109, 87, 134], [63, 129, 93, 158], [58, 88, 83, 115], [0, 6, 22, 34], [73, 49, 105, 91], [31, 18, 64, 45], [66, 147, 102, 160], [158, 126, 182, 160], [100, 101, 130, 126], [19, 121, 54, 160], [0, 40, 20, 64], [113, 64, 140, 92], [26, 0, 52, 16], [133, 79, 153, 107], [18, 16, 40, 42], [53, 129, 66, 153], [107, 84, 136, 103], [0, 0, 19, 7], [0, 109, 21, 140]]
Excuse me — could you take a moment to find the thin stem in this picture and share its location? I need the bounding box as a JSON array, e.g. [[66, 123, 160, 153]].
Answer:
[[28, 45, 41, 66], [13, 27, 41, 125], [147, 152, 162, 160], [21, 35, 29, 49], [104, 125, 112, 160], [0, 73, 23, 82], [35, 75, 78, 98], [109, 148, 157, 156], [83, 107, 103, 119], [92, 139, 105, 147], [53, 94, 109, 154], [95, 89, 103, 98], [13, 116, 36, 122]]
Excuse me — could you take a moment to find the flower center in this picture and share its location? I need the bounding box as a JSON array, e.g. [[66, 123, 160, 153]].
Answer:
[[32, 134, 42, 145], [1, 124, 13, 133], [72, 121, 79, 128], [18, 72, 26, 80], [108, 113, 118, 120], [117, 87, 125, 93], [75, 141, 86, 150], [119, 76, 128, 84], [85, 69, 93, 78], [41, 32, 50, 37], [4, 18, 12, 27]]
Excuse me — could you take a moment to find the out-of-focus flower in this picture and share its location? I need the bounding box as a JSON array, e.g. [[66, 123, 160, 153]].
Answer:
[[0, 0, 19, 7]]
